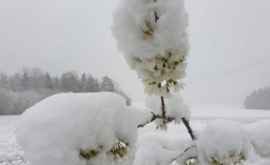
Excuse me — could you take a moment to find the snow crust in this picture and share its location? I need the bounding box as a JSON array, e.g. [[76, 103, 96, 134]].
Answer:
[[15, 92, 147, 165]]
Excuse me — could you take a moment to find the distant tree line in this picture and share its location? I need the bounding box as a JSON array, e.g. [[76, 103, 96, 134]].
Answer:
[[244, 86, 270, 110], [0, 68, 127, 115]]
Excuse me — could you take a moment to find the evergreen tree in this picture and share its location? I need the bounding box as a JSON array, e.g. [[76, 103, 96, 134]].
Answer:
[[0, 73, 9, 89], [100, 76, 114, 92], [21, 71, 30, 90], [244, 86, 270, 109], [80, 73, 87, 92], [45, 73, 54, 90], [0, 69, 122, 114], [85, 75, 100, 92], [61, 71, 80, 92]]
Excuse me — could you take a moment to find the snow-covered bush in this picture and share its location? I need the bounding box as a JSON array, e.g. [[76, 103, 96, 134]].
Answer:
[[16, 92, 149, 165], [244, 121, 270, 158], [197, 120, 253, 165]]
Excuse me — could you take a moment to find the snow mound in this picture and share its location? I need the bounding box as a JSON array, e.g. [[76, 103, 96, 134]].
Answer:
[[15, 92, 146, 165], [134, 131, 192, 165], [197, 120, 253, 165]]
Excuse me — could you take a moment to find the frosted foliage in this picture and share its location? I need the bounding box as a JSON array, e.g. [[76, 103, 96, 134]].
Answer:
[[197, 120, 252, 165], [146, 93, 190, 121], [15, 92, 145, 165], [112, 0, 189, 96]]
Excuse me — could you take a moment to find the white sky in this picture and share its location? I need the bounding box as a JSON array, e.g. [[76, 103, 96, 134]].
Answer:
[[0, 0, 270, 106]]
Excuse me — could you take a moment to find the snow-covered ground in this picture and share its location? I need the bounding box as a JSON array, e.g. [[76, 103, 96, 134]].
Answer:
[[191, 105, 270, 122], [0, 116, 26, 165], [0, 106, 270, 165]]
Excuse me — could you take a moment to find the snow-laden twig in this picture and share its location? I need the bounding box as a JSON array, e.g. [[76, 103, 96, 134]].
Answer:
[[137, 112, 175, 128], [171, 144, 198, 164]]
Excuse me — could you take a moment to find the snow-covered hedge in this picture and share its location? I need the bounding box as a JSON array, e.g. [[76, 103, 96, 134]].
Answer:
[[16, 92, 149, 165]]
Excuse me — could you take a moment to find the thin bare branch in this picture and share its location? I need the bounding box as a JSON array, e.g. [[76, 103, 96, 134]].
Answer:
[[161, 96, 167, 125], [181, 117, 197, 140], [170, 145, 198, 164]]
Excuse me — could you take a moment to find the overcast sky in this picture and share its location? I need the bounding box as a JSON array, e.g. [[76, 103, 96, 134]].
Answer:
[[0, 0, 270, 106]]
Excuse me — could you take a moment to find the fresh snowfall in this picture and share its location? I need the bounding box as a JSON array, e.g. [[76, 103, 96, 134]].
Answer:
[[1, 0, 269, 165], [0, 93, 269, 165]]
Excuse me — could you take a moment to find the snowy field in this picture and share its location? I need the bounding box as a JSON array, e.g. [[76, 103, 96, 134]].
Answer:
[[0, 116, 26, 165], [0, 106, 270, 165]]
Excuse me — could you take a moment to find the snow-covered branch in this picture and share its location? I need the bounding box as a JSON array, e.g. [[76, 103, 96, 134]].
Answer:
[[113, 0, 189, 96], [137, 111, 175, 128]]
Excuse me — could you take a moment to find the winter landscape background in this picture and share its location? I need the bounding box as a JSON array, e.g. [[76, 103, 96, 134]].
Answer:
[[0, 0, 270, 164], [0, 68, 120, 114], [0, 0, 270, 106]]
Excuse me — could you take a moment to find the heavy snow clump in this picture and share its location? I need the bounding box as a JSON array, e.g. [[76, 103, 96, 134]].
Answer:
[[197, 120, 253, 165], [16, 92, 147, 165], [112, 0, 189, 96]]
